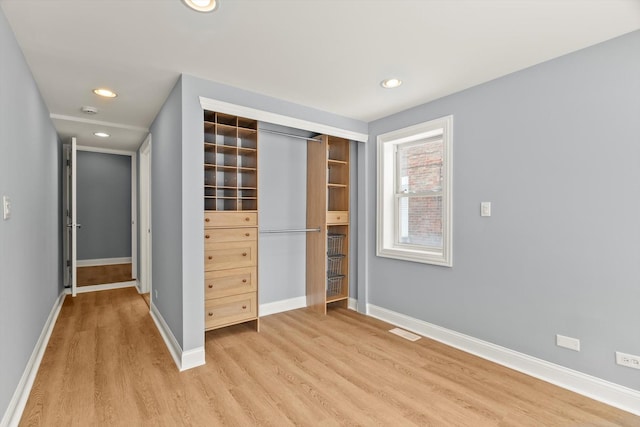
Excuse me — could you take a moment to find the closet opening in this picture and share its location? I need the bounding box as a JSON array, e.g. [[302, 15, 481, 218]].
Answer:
[[199, 96, 368, 333]]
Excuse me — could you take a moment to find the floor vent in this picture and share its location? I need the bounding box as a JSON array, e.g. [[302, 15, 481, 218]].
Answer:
[[389, 328, 421, 342]]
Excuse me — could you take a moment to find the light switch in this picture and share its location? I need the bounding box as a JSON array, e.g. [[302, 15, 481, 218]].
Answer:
[[480, 202, 491, 217], [3, 196, 11, 220]]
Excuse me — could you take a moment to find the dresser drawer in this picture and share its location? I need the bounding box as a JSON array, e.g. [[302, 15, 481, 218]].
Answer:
[[205, 241, 257, 271], [204, 211, 257, 228], [327, 211, 349, 224], [205, 267, 257, 299], [204, 227, 257, 244], [205, 292, 257, 330]]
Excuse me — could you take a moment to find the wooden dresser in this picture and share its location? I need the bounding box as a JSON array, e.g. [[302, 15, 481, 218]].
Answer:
[[204, 212, 258, 331]]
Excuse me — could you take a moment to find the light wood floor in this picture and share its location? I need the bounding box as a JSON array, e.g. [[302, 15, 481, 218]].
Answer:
[[20, 288, 638, 426], [77, 263, 133, 287]]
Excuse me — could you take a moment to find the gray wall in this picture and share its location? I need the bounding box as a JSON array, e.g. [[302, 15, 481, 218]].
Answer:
[[76, 151, 131, 260], [366, 30, 640, 390], [0, 6, 62, 420], [149, 77, 184, 347], [258, 124, 309, 304]]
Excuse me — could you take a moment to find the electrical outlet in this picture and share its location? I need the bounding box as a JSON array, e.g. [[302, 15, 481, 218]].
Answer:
[[616, 352, 640, 370], [154, 289, 158, 299], [556, 334, 580, 351]]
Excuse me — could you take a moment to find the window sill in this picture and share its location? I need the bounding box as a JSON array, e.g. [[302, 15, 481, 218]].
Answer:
[[376, 246, 452, 267]]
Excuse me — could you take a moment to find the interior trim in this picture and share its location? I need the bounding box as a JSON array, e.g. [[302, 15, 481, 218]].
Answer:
[[67, 280, 137, 294], [199, 97, 369, 143], [259, 296, 307, 317], [50, 114, 149, 133], [76, 257, 132, 267], [149, 302, 205, 372]]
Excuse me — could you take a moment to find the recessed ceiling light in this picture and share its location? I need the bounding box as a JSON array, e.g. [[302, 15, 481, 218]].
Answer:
[[93, 88, 117, 98], [381, 78, 402, 89], [94, 132, 110, 138], [183, 0, 218, 12]]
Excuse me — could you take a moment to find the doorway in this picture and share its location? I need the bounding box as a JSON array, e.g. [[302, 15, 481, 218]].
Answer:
[[63, 144, 138, 293], [138, 135, 152, 306]]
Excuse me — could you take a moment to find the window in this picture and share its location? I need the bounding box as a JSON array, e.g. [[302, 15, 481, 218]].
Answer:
[[377, 115, 453, 266]]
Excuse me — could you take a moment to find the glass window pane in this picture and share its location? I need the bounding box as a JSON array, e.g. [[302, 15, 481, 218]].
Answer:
[[397, 195, 443, 249], [397, 139, 443, 194]]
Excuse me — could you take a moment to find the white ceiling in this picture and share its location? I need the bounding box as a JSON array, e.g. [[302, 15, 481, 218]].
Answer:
[[2, 0, 639, 151]]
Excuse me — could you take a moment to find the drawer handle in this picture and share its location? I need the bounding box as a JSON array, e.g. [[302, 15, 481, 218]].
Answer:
[[208, 284, 213, 288], [244, 217, 250, 222], [205, 218, 210, 222], [245, 233, 250, 237], [242, 305, 247, 310], [205, 234, 210, 239], [208, 312, 214, 317], [337, 216, 341, 220], [242, 252, 247, 257], [208, 256, 213, 260], [242, 279, 247, 283]]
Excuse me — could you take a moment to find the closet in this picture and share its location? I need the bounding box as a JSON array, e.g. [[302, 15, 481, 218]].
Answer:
[[203, 110, 352, 333]]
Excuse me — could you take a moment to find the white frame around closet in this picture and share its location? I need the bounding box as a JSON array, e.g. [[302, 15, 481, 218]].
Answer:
[[199, 97, 369, 143], [199, 96, 369, 314]]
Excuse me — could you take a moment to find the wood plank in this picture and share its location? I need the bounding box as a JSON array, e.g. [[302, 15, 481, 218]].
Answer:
[[19, 288, 640, 426], [76, 263, 133, 286], [306, 135, 328, 314]]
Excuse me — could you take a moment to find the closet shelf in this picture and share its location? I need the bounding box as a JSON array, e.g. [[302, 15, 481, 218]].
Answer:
[[326, 295, 349, 304], [238, 147, 257, 153], [217, 145, 237, 153], [307, 135, 350, 315], [203, 109, 259, 213], [238, 127, 257, 134]]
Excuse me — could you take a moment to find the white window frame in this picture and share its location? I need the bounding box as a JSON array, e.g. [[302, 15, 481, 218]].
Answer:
[[377, 115, 453, 266]]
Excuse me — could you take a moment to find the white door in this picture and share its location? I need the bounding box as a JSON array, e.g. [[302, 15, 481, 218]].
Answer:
[[64, 137, 79, 297], [139, 135, 152, 295]]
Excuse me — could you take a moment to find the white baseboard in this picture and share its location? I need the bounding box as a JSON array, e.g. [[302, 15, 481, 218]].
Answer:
[[65, 280, 137, 295], [259, 296, 358, 317], [149, 302, 205, 371], [259, 296, 307, 317], [182, 347, 206, 370], [76, 257, 132, 267], [367, 304, 640, 417], [1, 292, 66, 427]]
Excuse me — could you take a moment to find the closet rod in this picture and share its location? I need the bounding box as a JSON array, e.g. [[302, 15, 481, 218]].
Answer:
[[259, 128, 322, 142], [259, 227, 321, 234]]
